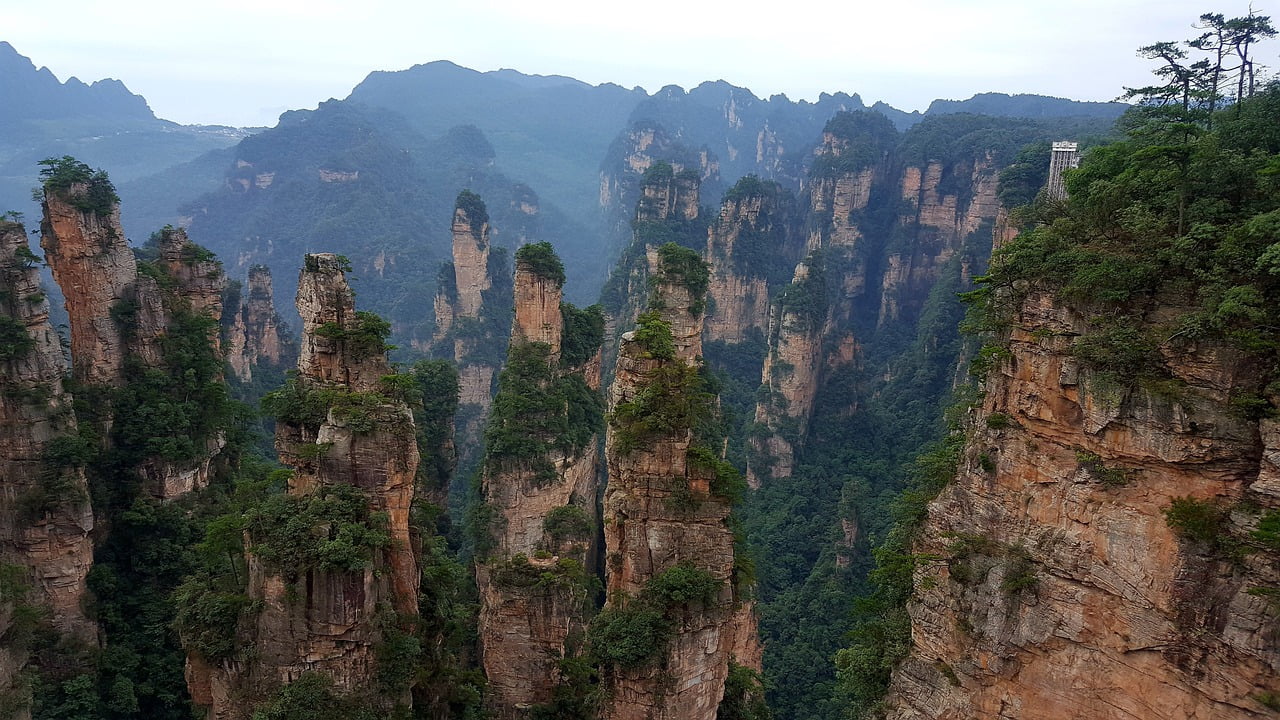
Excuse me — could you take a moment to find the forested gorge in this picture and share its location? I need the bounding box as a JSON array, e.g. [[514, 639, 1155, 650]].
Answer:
[[0, 11, 1278, 720]]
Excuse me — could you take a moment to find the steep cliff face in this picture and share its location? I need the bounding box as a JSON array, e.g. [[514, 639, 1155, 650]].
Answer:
[[0, 220, 96, 645], [40, 174, 229, 499], [193, 254, 420, 719], [703, 180, 801, 344], [599, 123, 719, 218], [450, 199, 492, 321], [476, 244, 603, 717], [748, 258, 828, 487], [741, 114, 895, 486], [39, 184, 136, 387], [884, 290, 1280, 719], [226, 265, 289, 384], [600, 246, 759, 720], [879, 154, 1001, 327], [156, 226, 225, 335], [138, 229, 230, 499], [430, 192, 512, 478], [600, 163, 709, 369]]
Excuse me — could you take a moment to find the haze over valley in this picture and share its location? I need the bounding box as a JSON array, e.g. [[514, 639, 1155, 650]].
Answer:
[[0, 6, 1277, 719]]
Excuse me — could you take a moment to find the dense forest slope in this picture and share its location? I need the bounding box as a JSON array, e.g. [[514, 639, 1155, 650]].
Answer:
[[12, 23, 1277, 720]]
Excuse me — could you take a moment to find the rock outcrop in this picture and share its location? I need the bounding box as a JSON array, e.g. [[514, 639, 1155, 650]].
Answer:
[[476, 244, 603, 718], [431, 191, 511, 473], [192, 254, 421, 719], [225, 265, 289, 384], [703, 179, 801, 344], [599, 124, 719, 219], [138, 228, 230, 499], [748, 257, 827, 487], [601, 162, 707, 372], [0, 219, 96, 708], [39, 182, 137, 387], [40, 177, 228, 499], [879, 153, 1001, 326], [450, 195, 492, 321], [600, 246, 760, 720], [884, 290, 1280, 719]]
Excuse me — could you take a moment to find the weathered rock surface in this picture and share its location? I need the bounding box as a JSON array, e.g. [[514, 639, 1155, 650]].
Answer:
[[156, 226, 225, 334], [41, 186, 227, 500], [0, 220, 95, 643], [226, 265, 288, 383], [39, 186, 136, 386], [193, 254, 420, 719], [703, 185, 800, 344], [431, 193, 510, 476], [452, 205, 491, 320], [880, 155, 1000, 326], [884, 290, 1280, 719], [510, 258, 563, 357], [477, 254, 601, 718], [748, 259, 826, 487], [601, 252, 760, 720]]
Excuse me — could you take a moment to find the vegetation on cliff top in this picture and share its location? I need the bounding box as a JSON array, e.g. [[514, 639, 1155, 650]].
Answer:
[[587, 562, 722, 669], [835, 14, 1280, 718], [455, 188, 489, 237], [967, 82, 1280, 393], [483, 340, 603, 484], [38, 156, 120, 217], [515, 241, 566, 286]]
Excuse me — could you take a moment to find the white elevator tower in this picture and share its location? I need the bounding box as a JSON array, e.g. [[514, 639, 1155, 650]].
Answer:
[[1046, 141, 1080, 200]]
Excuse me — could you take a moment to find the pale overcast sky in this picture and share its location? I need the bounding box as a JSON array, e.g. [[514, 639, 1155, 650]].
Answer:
[[3, 0, 1277, 127]]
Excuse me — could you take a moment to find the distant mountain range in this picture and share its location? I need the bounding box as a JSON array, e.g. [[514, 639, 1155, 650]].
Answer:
[[0, 40, 1129, 317], [0, 41, 251, 224]]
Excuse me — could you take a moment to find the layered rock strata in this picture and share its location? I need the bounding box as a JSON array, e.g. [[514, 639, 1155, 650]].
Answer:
[[226, 265, 288, 383], [601, 249, 760, 720], [476, 247, 603, 718], [748, 258, 827, 487], [885, 290, 1280, 719], [192, 254, 420, 719], [40, 185, 227, 499], [703, 181, 801, 344], [432, 192, 507, 471], [0, 220, 97, 711], [39, 184, 137, 387], [602, 164, 705, 372], [879, 154, 1001, 326]]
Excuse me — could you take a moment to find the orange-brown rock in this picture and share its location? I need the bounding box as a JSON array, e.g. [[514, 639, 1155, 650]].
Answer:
[[992, 206, 1020, 251], [884, 290, 1280, 719], [195, 254, 421, 719], [601, 252, 760, 720], [0, 220, 95, 643], [477, 248, 602, 718], [40, 181, 225, 500], [510, 257, 562, 357], [39, 185, 136, 386]]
